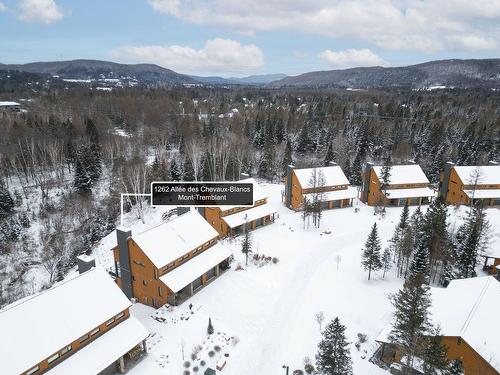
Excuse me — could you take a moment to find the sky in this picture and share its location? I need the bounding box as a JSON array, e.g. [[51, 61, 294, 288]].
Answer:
[[0, 0, 499, 77]]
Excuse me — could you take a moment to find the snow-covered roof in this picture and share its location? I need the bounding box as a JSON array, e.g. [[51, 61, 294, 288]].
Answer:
[[372, 165, 430, 185], [221, 178, 267, 211], [463, 189, 500, 199], [431, 276, 500, 372], [383, 187, 436, 199], [160, 243, 232, 293], [132, 209, 219, 268], [0, 268, 132, 375], [0, 101, 20, 106], [294, 166, 350, 188], [46, 316, 148, 375], [454, 165, 500, 186], [304, 186, 358, 201], [222, 202, 277, 229]]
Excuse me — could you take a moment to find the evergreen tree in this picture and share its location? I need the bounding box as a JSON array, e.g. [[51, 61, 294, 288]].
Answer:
[[207, 317, 214, 335], [421, 328, 451, 375], [361, 223, 383, 280], [74, 156, 92, 193], [170, 158, 182, 181], [409, 241, 429, 278], [382, 247, 392, 278], [445, 360, 464, 375], [389, 273, 432, 374], [0, 182, 14, 218], [398, 202, 410, 230], [258, 137, 276, 181], [323, 142, 335, 166], [241, 223, 252, 266], [315, 317, 353, 375], [296, 124, 312, 153], [183, 157, 195, 181], [282, 138, 293, 177], [456, 203, 489, 279], [350, 151, 363, 185], [274, 118, 285, 144], [73, 144, 97, 193]]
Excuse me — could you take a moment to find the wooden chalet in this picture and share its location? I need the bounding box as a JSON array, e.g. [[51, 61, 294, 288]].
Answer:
[[439, 163, 500, 206], [360, 163, 435, 206], [198, 177, 277, 236], [0, 267, 149, 375], [283, 164, 357, 211], [113, 209, 232, 307], [376, 276, 500, 375]]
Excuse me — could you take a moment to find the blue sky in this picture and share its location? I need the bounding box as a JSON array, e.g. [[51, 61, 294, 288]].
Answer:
[[0, 0, 498, 77]]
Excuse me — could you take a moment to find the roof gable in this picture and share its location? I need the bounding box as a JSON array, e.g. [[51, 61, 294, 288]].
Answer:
[[372, 164, 430, 185], [132, 209, 218, 268], [453, 165, 500, 186], [293, 166, 350, 188]]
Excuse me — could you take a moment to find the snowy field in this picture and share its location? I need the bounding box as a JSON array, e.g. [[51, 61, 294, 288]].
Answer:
[[93, 183, 500, 375]]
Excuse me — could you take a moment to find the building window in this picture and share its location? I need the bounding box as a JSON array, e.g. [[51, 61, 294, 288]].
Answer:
[[153, 298, 158, 307], [61, 345, 72, 355], [90, 327, 100, 337], [457, 337, 462, 345], [116, 311, 125, 320], [115, 261, 121, 278], [26, 366, 39, 375], [143, 279, 148, 286], [158, 286, 163, 297], [154, 269, 158, 279], [79, 334, 89, 343], [47, 353, 59, 364], [106, 318, 115, 326]]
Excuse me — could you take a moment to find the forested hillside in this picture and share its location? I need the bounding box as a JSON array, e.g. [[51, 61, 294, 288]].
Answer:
[[0, 82, 498, 306]]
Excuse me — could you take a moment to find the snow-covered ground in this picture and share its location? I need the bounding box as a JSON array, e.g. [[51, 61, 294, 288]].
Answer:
[[93, 183, 500, 375]]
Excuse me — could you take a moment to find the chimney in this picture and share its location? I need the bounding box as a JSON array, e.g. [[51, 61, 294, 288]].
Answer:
[[76, 254, 95, 274], [116, 227, 133, 299], [361, 162, 374, 203], [239, 172, 250, 181], [285, 164, 295, 208]]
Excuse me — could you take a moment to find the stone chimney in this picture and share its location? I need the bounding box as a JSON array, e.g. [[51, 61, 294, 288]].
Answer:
[[115, 227, 133, 299], [76, 254, 95, 274]]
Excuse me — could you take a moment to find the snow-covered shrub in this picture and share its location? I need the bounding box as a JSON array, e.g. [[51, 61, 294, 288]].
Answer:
[[357, 333, 368, 343], [272, 257, 279, 264], [208, 350, 215, 358], [293, 370, 304, 375], [214, 345, 221, 352], [183, 361, 191, 368], [232, 336, 240, 346]]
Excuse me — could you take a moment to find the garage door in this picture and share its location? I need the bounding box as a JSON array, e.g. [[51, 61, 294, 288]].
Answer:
[[333, 200, 341, 208]]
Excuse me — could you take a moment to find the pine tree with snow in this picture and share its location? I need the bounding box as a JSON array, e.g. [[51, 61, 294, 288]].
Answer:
[[241, 223, 252, 266], [398, 202, 410, 229], [379, 157, 392, 195], [350, 150, 363, 185], [258, 137, 275, 181], [382, 247, 392, 278], [183, 157, 195, 181], [315, 317, 353, 375], [445, 360, 464, 375], [170, 158, 182, 181], [421, 328, 451, 375], [389, 273, 432, 374], [296, 124, 312, 154], [323, 142, 335, 166], [361, 223, 383, 280], [74, 157, 92, 193], [207, 317, 214, 335], [456, 203, 489, 279], [0, 182, 14, 218], [282, 138, 293, 177], [409, 242, 429, 278]]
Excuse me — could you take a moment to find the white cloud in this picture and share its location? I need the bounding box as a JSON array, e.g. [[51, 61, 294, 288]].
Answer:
[[319, 48, 389, 68], [18, 0, 64, 23], [110, 38, 265, 74], [147, 0, 500, 53], [0, 2, 7, 12]]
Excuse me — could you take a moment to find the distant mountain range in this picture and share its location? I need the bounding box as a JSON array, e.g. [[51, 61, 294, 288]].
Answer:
[[270, 59, 500, 89], [1, 58, 498, 89]]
